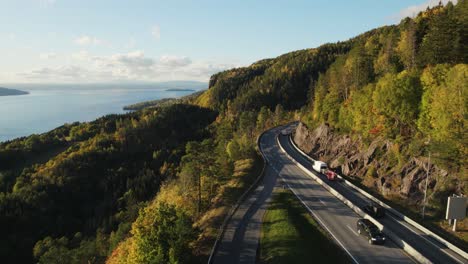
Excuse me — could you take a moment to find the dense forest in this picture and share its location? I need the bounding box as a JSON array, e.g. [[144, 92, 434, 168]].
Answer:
[[0, 105, 218, 263], [1, 1, 466, 263], [303, 0, 467, 214]]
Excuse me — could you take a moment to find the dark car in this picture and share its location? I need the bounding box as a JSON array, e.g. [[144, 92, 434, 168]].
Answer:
[[356, 219, 386, 245], [362, 202, 386, 218]]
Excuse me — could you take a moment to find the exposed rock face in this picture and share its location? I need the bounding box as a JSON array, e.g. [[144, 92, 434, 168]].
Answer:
[[208, 75, 218, 88], [293, 122, 449, 206]]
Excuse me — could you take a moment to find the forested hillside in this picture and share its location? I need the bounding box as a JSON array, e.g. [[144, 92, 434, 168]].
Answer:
[[302, 0, 467, 210], [0, 105, 217, 263], [1, 1, 466, 263], [296, 0, 467, 244], [195, 0, 467, 245]]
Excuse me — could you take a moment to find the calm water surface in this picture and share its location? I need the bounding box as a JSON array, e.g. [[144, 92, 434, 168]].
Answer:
[[0, 87, 194, 142]]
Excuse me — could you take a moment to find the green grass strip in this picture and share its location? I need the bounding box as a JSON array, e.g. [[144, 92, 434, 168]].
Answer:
[[259, 189, 350, 264]]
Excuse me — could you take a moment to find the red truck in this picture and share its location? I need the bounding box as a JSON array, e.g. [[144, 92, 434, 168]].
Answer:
[[325, 170, 337, 181]]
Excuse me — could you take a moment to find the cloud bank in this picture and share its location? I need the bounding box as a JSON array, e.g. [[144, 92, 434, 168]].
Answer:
[[16, 51, 237, 83]]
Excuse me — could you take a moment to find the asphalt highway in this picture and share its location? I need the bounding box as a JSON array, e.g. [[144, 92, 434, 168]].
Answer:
[[212, 124, 466, 264], [278, 123, 467, 264], [213, 126, 411, 264], [212, 127, 281, 264], [268, 127, 413, 264]]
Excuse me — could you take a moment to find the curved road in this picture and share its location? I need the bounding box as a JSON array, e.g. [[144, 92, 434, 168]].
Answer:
[[212, 127, 281, 264], [213, 125, 414, 264]]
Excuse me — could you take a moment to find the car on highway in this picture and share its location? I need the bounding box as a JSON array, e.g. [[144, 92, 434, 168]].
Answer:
[[356, 219, 386, 245], [362, 202, 386, 218]]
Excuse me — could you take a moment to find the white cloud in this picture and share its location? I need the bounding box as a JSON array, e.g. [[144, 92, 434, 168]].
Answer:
[[159, 55, 192, 67], [113, 51, 155, 68], [74, 35, 103, 46], [397, 0, 457, 20], [18, 66, 94, 81], [151, 25, 161, 40], [71, 50, 91, 60], [19, 51, 237, 83], [39, 52, 58, 59]]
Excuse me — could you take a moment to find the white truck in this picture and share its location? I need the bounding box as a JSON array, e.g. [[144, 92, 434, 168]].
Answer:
[[312, 161, 328, 174], [312, 161, 337, 181]]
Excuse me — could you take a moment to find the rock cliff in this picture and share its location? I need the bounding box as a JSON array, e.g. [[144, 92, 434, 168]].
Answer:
[[293, 122, 457, 210]]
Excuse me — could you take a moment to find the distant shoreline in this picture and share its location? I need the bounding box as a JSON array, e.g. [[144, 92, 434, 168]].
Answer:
[[123, 90, 204, 111], [0, 87, 29, 96], [165, 88, 196, 92]]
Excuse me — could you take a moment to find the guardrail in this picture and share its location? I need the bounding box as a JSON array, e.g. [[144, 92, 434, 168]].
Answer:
[[206, 129, 269, 264], [287, 134, 468, 260], [276, 134, 432, 264]]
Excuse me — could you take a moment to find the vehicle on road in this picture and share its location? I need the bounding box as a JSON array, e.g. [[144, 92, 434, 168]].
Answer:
[[312, 161, 328, 174], [324, 170, 337, 181], [356, 219, 386, 245], [312, 161, 337, 181], [362, 203, 386, 218]]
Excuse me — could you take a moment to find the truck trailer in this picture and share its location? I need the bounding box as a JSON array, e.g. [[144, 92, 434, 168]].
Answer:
[[312, 161, 336, 180]]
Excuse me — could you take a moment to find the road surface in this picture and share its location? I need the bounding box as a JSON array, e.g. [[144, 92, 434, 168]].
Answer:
[[267, 126, 414, 264], [278, 123, 467, 264], [212, 127, 282, 264], [213, 125, 418, 264]]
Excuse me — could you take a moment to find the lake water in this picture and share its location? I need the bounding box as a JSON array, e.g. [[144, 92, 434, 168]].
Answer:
[[0, 87, 196, 142]]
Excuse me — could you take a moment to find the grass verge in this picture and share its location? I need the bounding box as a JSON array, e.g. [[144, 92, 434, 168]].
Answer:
[[259, 189, 350, 264]]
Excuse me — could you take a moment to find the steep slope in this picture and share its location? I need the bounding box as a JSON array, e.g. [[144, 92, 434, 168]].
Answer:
[[196, 42, 352, 111], [294, 0, 467, 244], [0, 105, 217, 263]]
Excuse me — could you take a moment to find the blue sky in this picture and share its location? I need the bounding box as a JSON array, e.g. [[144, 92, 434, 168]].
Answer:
[[0, 0, 457, 83]]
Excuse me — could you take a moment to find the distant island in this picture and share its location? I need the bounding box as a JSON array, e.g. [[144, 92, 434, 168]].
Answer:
[[0, 87, 29, 96], [165, 88, 196, 92]]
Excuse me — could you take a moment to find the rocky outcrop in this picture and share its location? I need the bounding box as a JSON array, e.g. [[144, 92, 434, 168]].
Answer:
[[208, 75, 218, 88], [293, 122, 450, 207]]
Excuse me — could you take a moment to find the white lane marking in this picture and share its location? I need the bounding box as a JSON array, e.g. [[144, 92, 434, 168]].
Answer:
[[347, 225, 359, 237], [318, 199, 326, 206], [280, 175, 360, 264]]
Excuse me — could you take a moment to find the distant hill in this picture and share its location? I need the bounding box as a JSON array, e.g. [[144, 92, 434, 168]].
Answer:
[[0, 87, 28, 96], [124, 90, 205, 110], [2, 81, 207, 91]]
